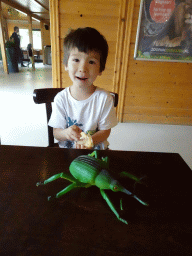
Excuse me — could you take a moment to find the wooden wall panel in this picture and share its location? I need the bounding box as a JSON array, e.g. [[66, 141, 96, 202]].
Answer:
[[113, 0, 135, 121], [58, 0, 120, 92], [121, 0, 192, 125], [0, 1, 8, 74], [50, 0, 61, 88], [59, 0, 119, 17]]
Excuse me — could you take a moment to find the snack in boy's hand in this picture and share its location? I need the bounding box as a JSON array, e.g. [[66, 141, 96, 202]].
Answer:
[[77, 132, 94, 148]]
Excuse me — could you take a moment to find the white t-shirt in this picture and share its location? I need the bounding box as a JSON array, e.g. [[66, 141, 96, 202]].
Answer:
[[48, 87, 118, 149]]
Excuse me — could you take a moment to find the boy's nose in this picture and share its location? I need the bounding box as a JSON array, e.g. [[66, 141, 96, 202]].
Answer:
[[79, 61, 88, 72]]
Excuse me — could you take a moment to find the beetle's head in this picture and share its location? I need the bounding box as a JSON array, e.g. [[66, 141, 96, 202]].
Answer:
[[110, 180, 132, 196], [110, 180, 127, 192], [110, 180, 122, 192]]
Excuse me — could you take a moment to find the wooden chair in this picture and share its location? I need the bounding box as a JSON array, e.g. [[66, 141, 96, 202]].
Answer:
[[33, 88, 118, 147]]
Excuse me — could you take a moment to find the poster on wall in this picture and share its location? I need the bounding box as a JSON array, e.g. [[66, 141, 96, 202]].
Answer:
[[134, 0, 192, 62]]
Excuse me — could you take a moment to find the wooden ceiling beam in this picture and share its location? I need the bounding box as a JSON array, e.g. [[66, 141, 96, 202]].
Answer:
[[1, 0, 49, 25], [33, 0, 49, 11], [1, 0, 31, 15]]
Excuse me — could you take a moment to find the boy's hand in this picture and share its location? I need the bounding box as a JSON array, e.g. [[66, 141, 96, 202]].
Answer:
[[75, 132, 94, 149], [75, 143, 93, 149], [64, 125, 82, 141]]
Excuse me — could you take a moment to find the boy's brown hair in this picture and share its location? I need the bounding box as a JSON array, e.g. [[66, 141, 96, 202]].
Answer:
[[63, 27, 108, 72]]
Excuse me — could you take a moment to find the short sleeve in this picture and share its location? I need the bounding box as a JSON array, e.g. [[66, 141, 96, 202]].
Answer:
[[48, 92, 67, 129], [98, 93, 118, 130]]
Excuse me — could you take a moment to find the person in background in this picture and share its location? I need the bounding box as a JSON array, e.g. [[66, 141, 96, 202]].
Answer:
[[48, 27, 118, 150], [27, 43, 35, 70], [10, 26, 26, 67]]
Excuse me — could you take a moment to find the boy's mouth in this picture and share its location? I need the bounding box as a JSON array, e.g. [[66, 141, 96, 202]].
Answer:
[[76, 76, 88, 81]]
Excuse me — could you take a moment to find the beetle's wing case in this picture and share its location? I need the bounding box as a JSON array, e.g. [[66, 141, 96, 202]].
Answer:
[[69, 156, 102, 185]]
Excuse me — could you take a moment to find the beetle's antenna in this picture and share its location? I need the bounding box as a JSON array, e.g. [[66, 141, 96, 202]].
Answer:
[[133, 195, 149, 206]]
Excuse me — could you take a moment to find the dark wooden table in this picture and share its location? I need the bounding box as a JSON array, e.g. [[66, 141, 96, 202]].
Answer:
[[1, 145, 192, 255]]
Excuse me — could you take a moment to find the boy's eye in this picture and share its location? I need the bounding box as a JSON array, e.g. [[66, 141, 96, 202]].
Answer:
[[73, 58, 79, 62], [89, 60, 96, 64]]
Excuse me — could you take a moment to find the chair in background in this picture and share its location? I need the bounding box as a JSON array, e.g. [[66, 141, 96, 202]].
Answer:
[[33, 88, 118, 147]]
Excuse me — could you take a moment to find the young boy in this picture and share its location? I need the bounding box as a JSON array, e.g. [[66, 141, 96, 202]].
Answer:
[[48, 27, 118, 149]]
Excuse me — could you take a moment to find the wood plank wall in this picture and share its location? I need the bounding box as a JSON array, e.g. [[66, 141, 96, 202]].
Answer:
[[51, 0, 192, 125], [58, 0, 120, 92]]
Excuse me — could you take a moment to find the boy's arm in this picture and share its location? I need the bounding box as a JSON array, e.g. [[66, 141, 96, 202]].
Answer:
[[91, 129, 111, 146], [54, 127, 111, 149]]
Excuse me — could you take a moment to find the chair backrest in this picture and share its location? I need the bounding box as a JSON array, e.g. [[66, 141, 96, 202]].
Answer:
[[33, 88, 118, 147]]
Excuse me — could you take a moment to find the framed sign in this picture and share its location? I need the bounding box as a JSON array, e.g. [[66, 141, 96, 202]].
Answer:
[[134, 0, 192, 62]]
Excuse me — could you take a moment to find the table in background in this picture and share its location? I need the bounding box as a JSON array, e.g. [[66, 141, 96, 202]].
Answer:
[[1, 145, 192, 255]]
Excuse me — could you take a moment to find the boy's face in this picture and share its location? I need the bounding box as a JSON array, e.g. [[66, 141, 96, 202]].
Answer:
[[65, 48, 102, 89]]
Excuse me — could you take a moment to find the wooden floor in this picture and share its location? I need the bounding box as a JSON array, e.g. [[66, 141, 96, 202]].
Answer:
[[0, 61, 192, 170], [0, 62, 52, 147]]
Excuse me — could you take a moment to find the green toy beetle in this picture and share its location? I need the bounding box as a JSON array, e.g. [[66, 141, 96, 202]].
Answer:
[[36, 151, 148, 224]]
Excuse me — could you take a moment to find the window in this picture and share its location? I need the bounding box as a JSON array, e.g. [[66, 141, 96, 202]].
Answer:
[[20, 29, 42, 50], [32, 30, 42, 50], [20, 29, 29, 49]]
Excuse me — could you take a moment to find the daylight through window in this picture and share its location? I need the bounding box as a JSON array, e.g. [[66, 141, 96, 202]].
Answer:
[[20, 29, 42, 50]]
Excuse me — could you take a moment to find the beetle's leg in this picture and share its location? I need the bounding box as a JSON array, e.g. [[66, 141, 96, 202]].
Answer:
[[88, 151, 98, 159], [60, 173, 78, 183], [120, 198, 123, 210], [48, 183, 76, 201], [48, 181, 89, 201], [101, 156, 109, 168], [36, 173, 64, 186], [36, 172, 77, 186], [119, 171, 142, 183], [100, 189, 128, 225]]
